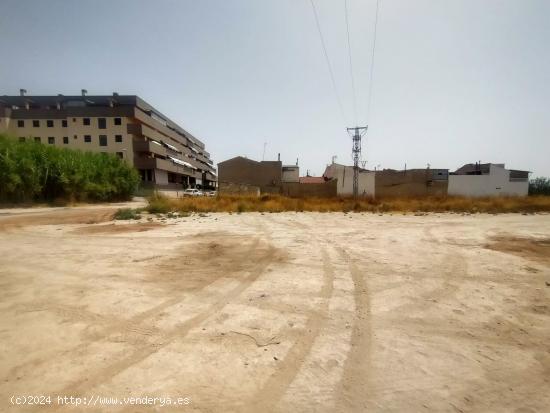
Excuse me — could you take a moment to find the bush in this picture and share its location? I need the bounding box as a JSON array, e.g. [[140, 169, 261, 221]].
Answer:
[[146, 192, 172, 214], [529, 177, 550, 196], [0, 134, 139, 203], [114, 208, 141, 220]]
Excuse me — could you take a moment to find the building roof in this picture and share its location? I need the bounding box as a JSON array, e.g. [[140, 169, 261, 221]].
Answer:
[[452, 163, 530, 176], [0, 94, 204, 147], [454, 163, 493, 175], [299, 176, 325, 184], [218, 156, 281, 166], [325, 162, 370, 172]]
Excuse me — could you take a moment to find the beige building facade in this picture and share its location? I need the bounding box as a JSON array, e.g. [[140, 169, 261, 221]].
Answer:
[[0, 93, 216, 190], [323, 162, 375, 197]]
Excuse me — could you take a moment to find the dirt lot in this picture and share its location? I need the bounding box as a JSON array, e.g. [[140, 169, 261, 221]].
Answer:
[[0, 205, 549, 412]]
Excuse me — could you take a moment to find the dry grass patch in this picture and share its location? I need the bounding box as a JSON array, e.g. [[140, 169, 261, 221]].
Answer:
[[145, 193, 550, 214]]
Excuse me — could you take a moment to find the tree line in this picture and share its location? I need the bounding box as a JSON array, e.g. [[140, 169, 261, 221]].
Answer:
[[0, 134, 139, 202]]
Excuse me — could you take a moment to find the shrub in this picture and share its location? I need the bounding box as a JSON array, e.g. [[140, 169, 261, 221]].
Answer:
[[0, 134, 139, 203], [114, 208, 141, 220], [146, 192, 172, 214]]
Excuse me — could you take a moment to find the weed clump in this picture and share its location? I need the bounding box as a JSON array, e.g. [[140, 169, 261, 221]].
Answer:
[[146, 192, 172, 214], [114, 208, 141, 220]]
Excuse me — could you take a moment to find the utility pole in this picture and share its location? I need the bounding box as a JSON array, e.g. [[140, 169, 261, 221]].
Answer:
[[346, 126, 368, 199]]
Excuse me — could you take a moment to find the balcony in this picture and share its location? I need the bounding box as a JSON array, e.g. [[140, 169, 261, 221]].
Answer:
[[133, 139, 166, 157], [204, 172, 217, 182], [134, 156, 202, 178]]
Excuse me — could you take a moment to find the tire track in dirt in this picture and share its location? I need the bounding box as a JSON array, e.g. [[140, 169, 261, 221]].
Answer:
[[8, 237, 263, 390], [34, 244, 280, 411], [243, 247, 335, 412], [333, 246, 373, 412], [390, 225, 465, 314]]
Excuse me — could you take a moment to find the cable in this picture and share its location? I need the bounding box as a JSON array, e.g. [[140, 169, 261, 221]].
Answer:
[[366, 0, 380, 122], [344, 0, 357, 125], [309, 0, 348, 125]]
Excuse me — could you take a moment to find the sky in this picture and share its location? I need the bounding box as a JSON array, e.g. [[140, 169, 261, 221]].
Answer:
[[1, 0, 549, 177]]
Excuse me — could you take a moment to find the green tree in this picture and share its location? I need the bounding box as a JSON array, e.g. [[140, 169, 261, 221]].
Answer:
[[529, 177, 550, 196]]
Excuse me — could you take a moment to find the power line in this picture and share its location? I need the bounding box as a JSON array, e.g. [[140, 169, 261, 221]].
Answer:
[[344, 0, 357, 125], [366, 0, 381, 122], [309, 0, 348, 125]]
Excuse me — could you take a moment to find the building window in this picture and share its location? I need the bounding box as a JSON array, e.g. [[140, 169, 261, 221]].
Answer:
[[83, 118, 90, 126], [98, 118, 106, 129], [33, 120, 40, 127], [47, 120, 54, 127], [19, 137, 25, 142], [48, 137, 55, 144], [99, 135, 107, 146], [63, 136, 69, 144], [114, 117, 122, 125], [62, 120, 68, 127], [34, 137, 41, 142], [17, 120, 24, 127], [115, 134, 122, 143], [116, 152, 124, 159], [84, 135, 91, 143]]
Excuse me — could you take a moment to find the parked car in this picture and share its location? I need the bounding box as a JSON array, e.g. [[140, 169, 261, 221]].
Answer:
[[182, 188, 203, 196], [205, 191, 217, 197]]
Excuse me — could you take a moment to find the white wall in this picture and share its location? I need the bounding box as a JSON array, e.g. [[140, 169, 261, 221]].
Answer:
[[448, 164, 528, 197], [325, 164, 375, 197]]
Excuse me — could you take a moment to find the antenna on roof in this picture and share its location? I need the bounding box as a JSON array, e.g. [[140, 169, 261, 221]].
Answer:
[[296, 158, 299, 166], [81, 89, 87, 97], [331, 155, 337, 164], [19, 89, 27, 96]]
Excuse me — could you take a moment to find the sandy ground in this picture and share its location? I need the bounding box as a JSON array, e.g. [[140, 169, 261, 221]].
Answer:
[[0, 205, 549, 413]]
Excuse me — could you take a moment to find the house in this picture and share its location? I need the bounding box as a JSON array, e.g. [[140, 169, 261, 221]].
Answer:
[[218, 155, 336, 197], [217, 156, 282, 194], [299, 176, 325, 184], [375, 168, 449, 197], [448, 163, 529, 197], [282, 165, 299, 183], [281, 174, 336, 197], [323, 162, 375, 197]]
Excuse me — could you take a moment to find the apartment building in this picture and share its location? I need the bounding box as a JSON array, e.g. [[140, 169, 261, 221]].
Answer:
[[0, 92, 216, 190]]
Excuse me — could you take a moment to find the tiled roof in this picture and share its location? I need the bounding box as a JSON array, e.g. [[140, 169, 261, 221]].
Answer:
[[299, 176, 325, 184]]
